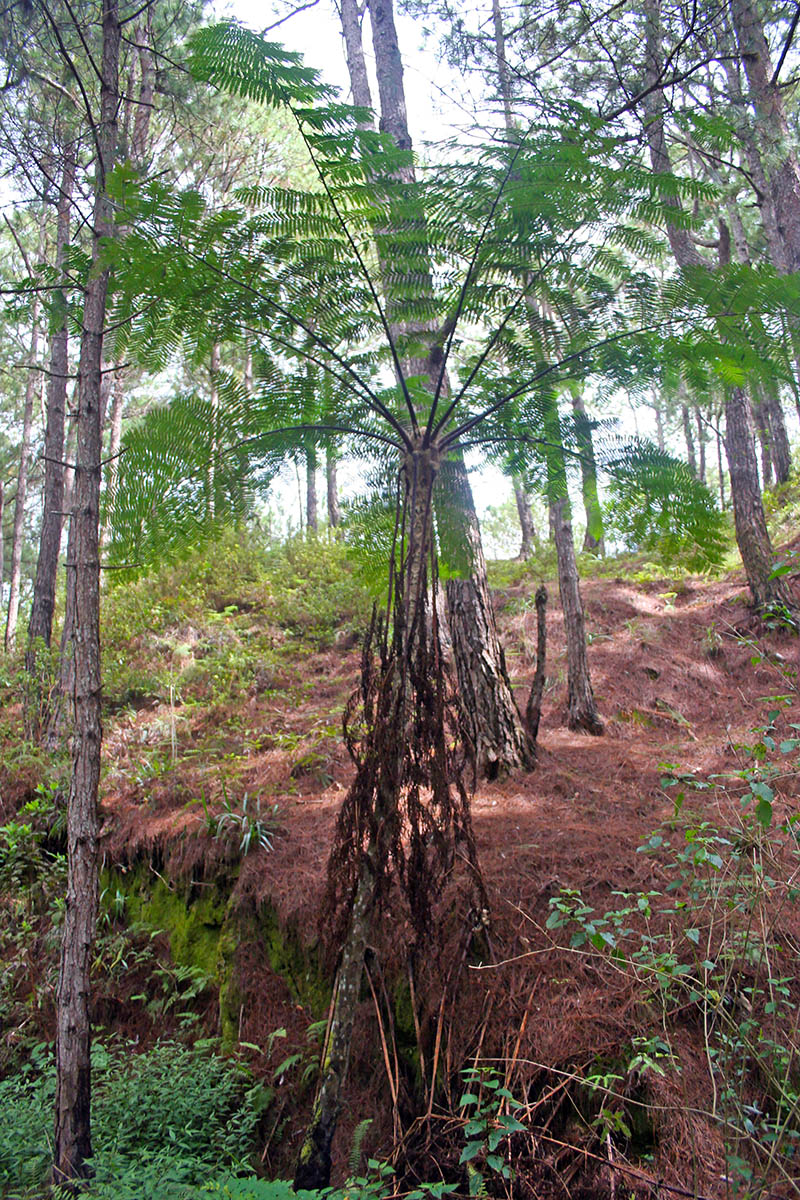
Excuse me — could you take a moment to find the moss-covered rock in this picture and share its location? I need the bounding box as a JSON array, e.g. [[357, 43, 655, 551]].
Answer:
[[102, 865, 330, 1046]]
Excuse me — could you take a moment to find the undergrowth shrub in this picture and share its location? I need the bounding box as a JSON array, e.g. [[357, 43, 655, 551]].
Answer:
[[101, 529, 372, 707], [0, 1040, 268, 1199], [261, 537, 372, 645]]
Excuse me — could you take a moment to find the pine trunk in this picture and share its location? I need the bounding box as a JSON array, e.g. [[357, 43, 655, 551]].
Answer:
[[26, 149, 75, 685], [694, 408, 706, 484], [306, 445, 318, 534], [550, 497, 604, 734], [644, 5, 794, 619], [53, 0, 119, 1181], [681, 403, 697, 476], [513, 476, 536, 559], [346, 0, 530, 775], [443, 456, 534, 776], [730, 0, 800, 273], [6, 293, 41, 651], [100, 369, 124, 549], [326, 449, 341, 528], [752, 391, 774, 487], [724, 387, 797, 618], [571, 392, 605, 554]]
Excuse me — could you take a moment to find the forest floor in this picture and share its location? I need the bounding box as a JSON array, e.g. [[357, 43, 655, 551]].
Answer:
[[3, 536, 800, 1199]]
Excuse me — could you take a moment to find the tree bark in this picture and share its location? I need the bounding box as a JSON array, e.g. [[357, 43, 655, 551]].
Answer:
[[550, 496, 604, 733], [763, 382, 792, 485], [729, 0, 800, 274], [53, 0, 119, 1182], [306, 444, 318, 534], [0, 481, 5, 619], [208, 342, 221, 519], [524, 584, 547, 743], [100, 368, 124, 549], [491, 2, 601, 727], [6, 291, 41, 651], [294, 871, 372, 1190], [654, 397, 665, 452], [326, 448, 341, 528], [570, 391, 605, 554], [724, 386, 795, 616], [26, 147, 75, 687], [442, 459, 534, 778], [694, 407, 706, 484], [101, 18, 155, 550], [752, 389, 774, 487], [681, 401, 697, 476], [513, 476, 536, 559]]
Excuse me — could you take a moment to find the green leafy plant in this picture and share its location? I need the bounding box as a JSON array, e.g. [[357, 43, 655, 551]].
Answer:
[[458, 1068, 527, 1196], [543, 708, 800, 1192], [214, 788, 280, 856], [0, 1040, 264, 1197]]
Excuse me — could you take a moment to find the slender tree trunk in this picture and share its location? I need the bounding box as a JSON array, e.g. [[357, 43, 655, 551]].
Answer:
[[763, 382, 791, 484], [644, 1, 795, 618], [491, 3, 601, 726], [716, 412, 726, 510], [53, 0, 119, 1182], [724, 386, 795, 615], [326, 448, 341, 528], [681, 402, 697, 476], [729, 0, 800, 273], [49, 413, 79, 746], [101, 19, 155, 551], [0, 481, 5, 618], [344, 0, 530, 774], [306, 444, 318, 534], [571, 391, 605, 554], [443, 459, 534, 778], [524, 585, 547, 742], [208, 342, 221, 519], [100, 368, 124, 548], [513, 476, 536, 559], [752, 390, 774, 487], [26, 148, 75, 678], [654, 397, 665, 452], [550, 496, 603, 733], [694, 407, 706, 484], [6, 293, 41, 651]]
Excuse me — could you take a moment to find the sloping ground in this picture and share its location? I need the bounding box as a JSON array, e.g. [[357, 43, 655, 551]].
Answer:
[[3, 553, 799, 1198]]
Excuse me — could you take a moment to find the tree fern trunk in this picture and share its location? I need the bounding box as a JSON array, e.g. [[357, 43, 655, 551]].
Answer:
[[294, 445, 438, 1189], [571, 391, 605, 554]]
